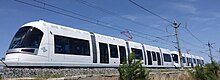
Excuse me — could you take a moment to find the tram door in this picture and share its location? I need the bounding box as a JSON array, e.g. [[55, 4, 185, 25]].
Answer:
[[146, 51, 152, 65], [119, 46, 126, 64], [156, 52, 161, 65], [99, 43, 109, 63]]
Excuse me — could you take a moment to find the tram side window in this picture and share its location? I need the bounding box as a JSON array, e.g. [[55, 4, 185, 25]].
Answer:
[[131, 48, 143, 60], [182, 57, 186, 63], [109, 44, 118, 58], [163, 53, 171, 62], [193, 58, 196, 64], [198, 59, 202, 65], [172, 54, 179, 63], [197, 59, 200, 64], [54, 35, 90, 56], [187, 58, 192, 63], [201, 60, 204, 65], [190, 58, 192, 63], [203, 60, 204, 64], [187, 58, 189, 63], [152, 52, 157, 61], [70, 37, 90, 56], [54, 35, 70, 54], [99, 42, 109, 63]]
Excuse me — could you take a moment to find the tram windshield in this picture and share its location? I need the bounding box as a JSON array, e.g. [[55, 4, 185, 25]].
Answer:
[[9, 26, 43, 49]]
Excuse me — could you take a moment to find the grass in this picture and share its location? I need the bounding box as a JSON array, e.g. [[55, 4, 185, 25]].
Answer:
[[35, 73, 64, 79]]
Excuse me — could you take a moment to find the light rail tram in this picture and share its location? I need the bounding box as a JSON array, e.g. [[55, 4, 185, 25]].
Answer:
[[4, 20, 204, 68]]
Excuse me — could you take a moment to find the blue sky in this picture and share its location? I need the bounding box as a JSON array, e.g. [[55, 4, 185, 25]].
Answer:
[[1, 0, 220, 63]]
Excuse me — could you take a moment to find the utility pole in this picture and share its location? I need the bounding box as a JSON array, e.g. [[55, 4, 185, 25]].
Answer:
[[207, 41, 214, 62], [172, 21, 183, 69]]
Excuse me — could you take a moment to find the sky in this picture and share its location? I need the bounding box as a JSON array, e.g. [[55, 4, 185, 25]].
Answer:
[[1, 0, 220, 63]]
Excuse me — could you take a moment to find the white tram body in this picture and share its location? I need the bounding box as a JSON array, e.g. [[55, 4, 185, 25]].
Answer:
[[4, 20, 205, 68]]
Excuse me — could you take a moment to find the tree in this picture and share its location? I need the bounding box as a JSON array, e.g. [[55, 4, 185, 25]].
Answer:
[[118, 52, 149, 80]]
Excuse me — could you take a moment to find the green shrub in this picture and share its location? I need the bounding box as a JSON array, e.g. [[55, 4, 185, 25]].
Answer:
[[118, 52, 149, 80], [189, 61, 220, 80]]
